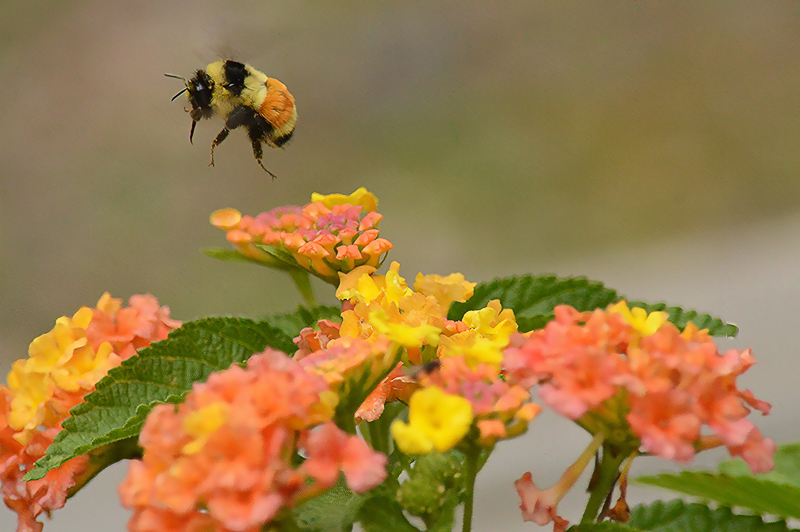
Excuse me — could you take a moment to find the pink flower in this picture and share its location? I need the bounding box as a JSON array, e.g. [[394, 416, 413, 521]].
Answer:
[[210, 189, 393, 284], [301, 422, 387, 492], [120, 349, 386, 532], [0, 293, 179, 532], [515, 473, 569, 532], [504, 304, 775, 472]]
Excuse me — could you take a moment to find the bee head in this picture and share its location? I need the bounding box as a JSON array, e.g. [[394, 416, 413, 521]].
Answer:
[[185, 70, 215, 122]]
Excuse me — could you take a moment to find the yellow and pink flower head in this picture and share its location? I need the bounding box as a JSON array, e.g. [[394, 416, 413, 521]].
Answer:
[[211, 188, 393, 283]]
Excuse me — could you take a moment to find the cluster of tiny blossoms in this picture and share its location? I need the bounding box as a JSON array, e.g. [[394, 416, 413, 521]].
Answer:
[[210, 188, 392, 284], [505, 302, 775, 529], [11, 187, 776, 532], [0, 294, 180, 532], [296, 260, 542, 452], [119, 349, 387, 532]]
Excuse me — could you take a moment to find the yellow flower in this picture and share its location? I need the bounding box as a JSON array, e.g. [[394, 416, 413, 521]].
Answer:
[[391, 387, 474, 454], [437, 330, 504, 372], [413, 272, 476, 311], [209, 208, 243, 230], [384, 262, 413, 304], [6, 361, 54, 438], [337, 263, 448, 353], [609, 301, 668, 337], [312, 187, 378, 212], [461, 300, 517, 346], [182, 402, 230, 455], [26, 310, 118, 393], [369, 309, 441, 349], [336, 265, 379, 301], [25, 310, 92, 375]]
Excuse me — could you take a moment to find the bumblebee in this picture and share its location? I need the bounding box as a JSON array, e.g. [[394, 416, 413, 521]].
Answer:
[[167, 60, 296, 178]]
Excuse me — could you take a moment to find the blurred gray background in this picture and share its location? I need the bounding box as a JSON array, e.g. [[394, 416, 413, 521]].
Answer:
[[1, 1, 798, 530]]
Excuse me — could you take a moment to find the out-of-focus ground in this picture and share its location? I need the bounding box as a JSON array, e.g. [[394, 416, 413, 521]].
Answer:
[[1, 2, 798, 530]]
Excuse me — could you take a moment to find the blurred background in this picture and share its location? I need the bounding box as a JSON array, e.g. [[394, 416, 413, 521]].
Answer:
[[1, 1, 799, 530]]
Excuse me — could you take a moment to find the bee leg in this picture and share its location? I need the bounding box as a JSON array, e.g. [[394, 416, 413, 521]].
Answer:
[[248, 129, 277, 179], [209, 128, 230, 167]]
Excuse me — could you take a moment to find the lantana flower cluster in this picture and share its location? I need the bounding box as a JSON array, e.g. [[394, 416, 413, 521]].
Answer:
[[505, 302, 775, 529], [504, 302, 775, 471], [0, 294, 180, 532], [318, 260, 541, 451], [3, 188, 778, 532], [119, 349, 387, 532], [210, 187, 392, 283]]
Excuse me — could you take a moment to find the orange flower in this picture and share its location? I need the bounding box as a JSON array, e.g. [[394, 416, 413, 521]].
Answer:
[[119, 349, 386, 532], [0, 293, 180, 532], [503, 303, 775, 472], [408, 356, 541, 447], [210, 189, 393, 284]]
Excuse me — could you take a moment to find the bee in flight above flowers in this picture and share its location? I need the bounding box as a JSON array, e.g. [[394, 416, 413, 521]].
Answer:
[[166, 60, 297, 178]]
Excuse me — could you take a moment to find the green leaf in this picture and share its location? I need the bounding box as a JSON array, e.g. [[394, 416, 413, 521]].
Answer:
[[448, 275, 619, 331], [293, 480, 365, 532], [264, 305, 342, 342], [357, 495, 421, 532], [446, 274, 737, 337], [202, 247, 263, 264], [255, 243, 304, 270], [719, 443, 800, 488], [635, 471, 800, 519], [627, 301, 738, 337], [25, 317, 292, 481], [567, 522, 641, 532], [627, 499, 796, 531]]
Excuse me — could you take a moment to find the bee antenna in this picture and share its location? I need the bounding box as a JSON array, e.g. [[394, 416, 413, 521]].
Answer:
[[163, 73, 186, 81], [171, 88, 189, 101]]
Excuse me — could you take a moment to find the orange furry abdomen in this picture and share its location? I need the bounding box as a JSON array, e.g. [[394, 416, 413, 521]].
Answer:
[[259, 78, 296, 129]]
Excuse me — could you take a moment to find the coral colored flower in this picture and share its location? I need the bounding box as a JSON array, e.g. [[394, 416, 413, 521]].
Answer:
[[301, 422, 387, 492], [210, 189, 392, 284], [391, 386, 474, 454], [298, 337, 400, 406], [515, 434, 603, 532], [515, 473, 569, 532], [0, 293, 180, 532], [293, 319, 342, 359], [120, 349, 386, 532], [354, 363, 415, 423], [293, 321, 416, 425], [504, 303, 775, 472], [87, 292, 182, 360]]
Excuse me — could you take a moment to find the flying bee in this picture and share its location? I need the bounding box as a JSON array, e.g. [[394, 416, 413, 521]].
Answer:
[[166, 60, 297, 178]]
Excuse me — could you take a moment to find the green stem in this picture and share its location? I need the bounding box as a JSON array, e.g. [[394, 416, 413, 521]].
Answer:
[[67, 436, 141, 498], [462, 445, 481, 532], [580, 445, 626, 524], [367, 418, 389, 455], [335, 408, 358, 435], [289, 270, 317, 307]]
